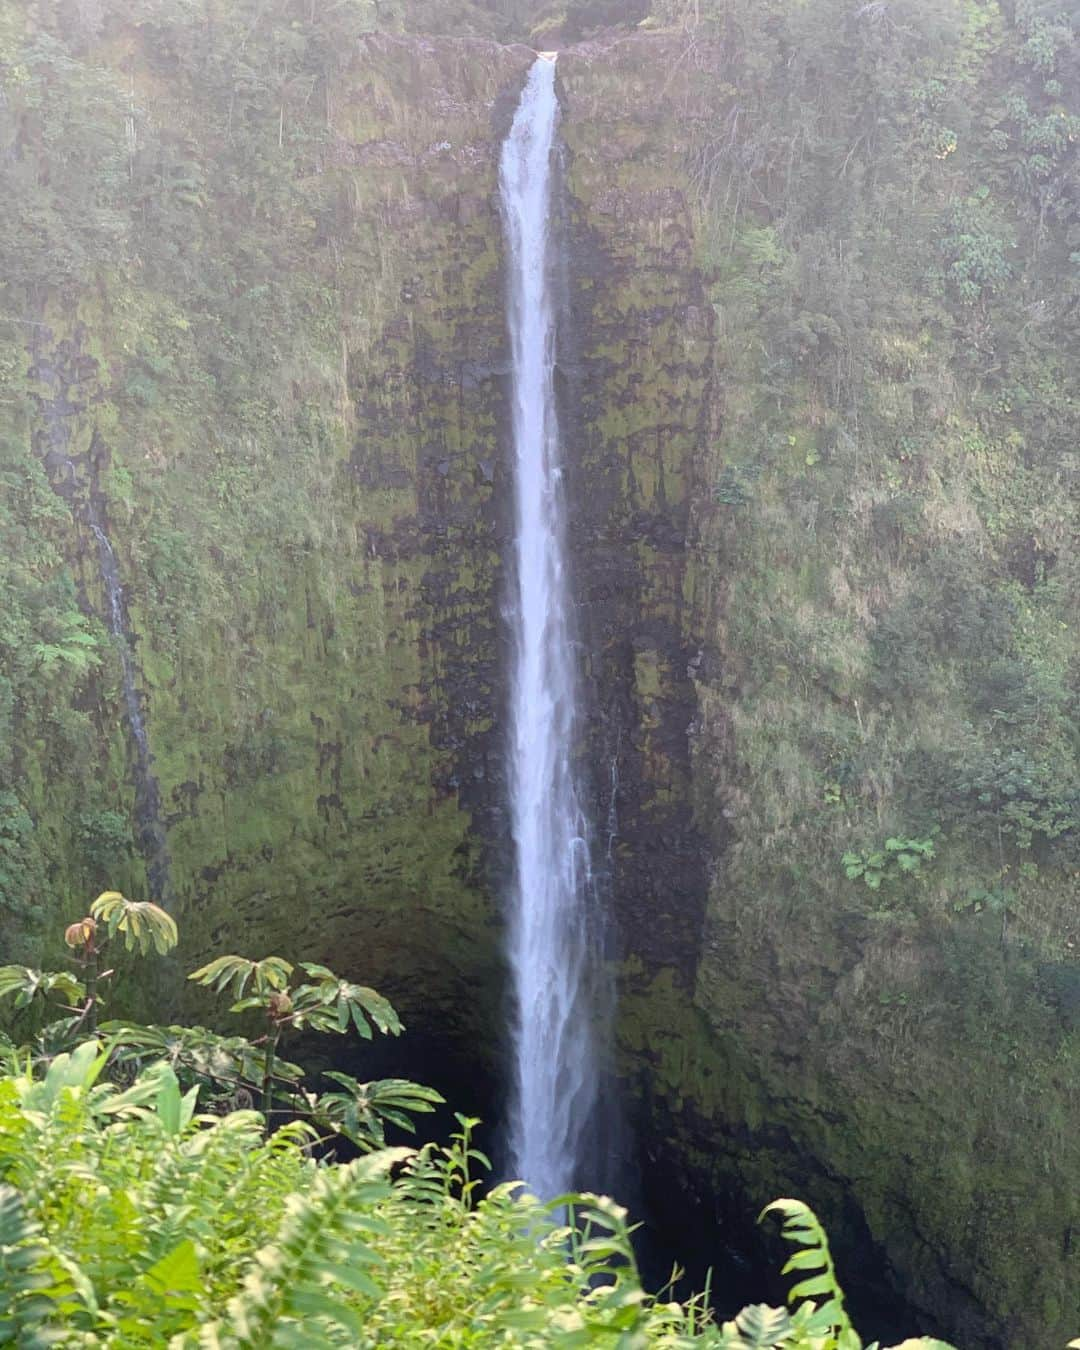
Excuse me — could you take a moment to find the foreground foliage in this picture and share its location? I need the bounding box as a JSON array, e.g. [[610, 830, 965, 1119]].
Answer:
[[0, 892, 1021, 1344], [0, 1039, 958, 1348], [0, 892, 442, 1152]]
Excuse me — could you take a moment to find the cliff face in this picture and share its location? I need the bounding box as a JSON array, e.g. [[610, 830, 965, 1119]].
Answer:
[[3, 2, 1079, 1345], [556, 17, 1080, 1349], [557, 45, 713, 980], [1, 7, 534, 1076]]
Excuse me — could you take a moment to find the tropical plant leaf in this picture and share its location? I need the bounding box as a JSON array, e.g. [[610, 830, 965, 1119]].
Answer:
[[760, 1198, 855, 1342], [139, 1238, 201, 1299], [90, 892, 178, 955], [0, 1183, 58, 1340], [101, 1021, 304, 1096], [295, 966, 404, 1039], [315, 1073, 443, 1146], [0, 966, 84, 1010], [188, 955, 292, 1000], [884, 1342, 961, 1350]]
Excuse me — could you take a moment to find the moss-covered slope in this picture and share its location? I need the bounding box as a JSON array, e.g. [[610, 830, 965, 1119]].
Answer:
[[560, 11, 1079, 1347], [0, 3, 533, 1063]]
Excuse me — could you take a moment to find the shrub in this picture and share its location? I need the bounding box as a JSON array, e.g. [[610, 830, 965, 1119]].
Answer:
[[0, 1043, 960, 1347]]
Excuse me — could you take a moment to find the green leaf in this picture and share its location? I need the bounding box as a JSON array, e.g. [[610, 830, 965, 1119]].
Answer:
[[732, 1303, 794, 1347], [189, 955, 292, 1000], [0, 1185, 57, 1334], [884, 1342, 959, 1350], [804, 1297, 848, 1331], [789, 1271, 836, 1299], [286, 1287, 365, 1335], [141, 1239, 200, 1298], [154, 1065, 193, 1135], [781, 1247, 825, 1271], [0, 966, 84, 1008], [306, 1257, 381, 1299], [90, 893, 177, 955]]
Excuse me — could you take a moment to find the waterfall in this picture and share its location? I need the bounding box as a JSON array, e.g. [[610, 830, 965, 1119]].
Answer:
[[33, 336, 171, 904], [501, 55, 604, 1200], [87, 506, 170, 903]]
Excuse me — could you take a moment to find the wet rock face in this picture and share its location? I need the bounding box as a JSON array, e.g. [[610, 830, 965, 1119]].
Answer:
[[555, 49, 713, 981], [14, 30, 534, 1064], [173, 33, 536, 1057], [554, 33, 1078, 1350]]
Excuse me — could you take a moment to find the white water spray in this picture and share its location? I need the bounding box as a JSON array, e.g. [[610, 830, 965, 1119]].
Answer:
[[501, 56, 602, 1200]]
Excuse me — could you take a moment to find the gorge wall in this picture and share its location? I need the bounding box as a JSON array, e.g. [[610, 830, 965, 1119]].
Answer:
[[2, 2, 1079, 1346], [3, 22, 538, 1095]]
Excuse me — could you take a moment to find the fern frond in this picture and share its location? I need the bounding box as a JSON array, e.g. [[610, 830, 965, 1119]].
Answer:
[[760, 1197, 856, 1344], [0, 1184, 58, 1341], [730, 1303, 796, 1347], [213, 1148, 411, 1346]]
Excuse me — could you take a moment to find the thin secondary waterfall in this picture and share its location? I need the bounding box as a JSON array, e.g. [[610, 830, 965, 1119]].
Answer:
[[90, 518, 151, 767], [87, 504, 170, 903], [501, 55, 603, 1200], [35, 339, 172, 905]]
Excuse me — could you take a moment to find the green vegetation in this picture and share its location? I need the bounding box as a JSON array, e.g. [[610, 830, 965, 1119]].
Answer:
[[0, 1041, 956, 1347], [557, 3, 1080, 1342], [841, 836, 937, 891], [0, 893, 441, 1154], [2, 0, 1078, 1342], [0, 0, 520, 1061], [0, 892, 958, 1346]]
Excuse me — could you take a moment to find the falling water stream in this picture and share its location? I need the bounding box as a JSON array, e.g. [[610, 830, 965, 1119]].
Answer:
[[90, 517, 152, 767], [34, 341, 171, 904], [87, 504, 170, 903], [501, 56, 604, 1200]]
